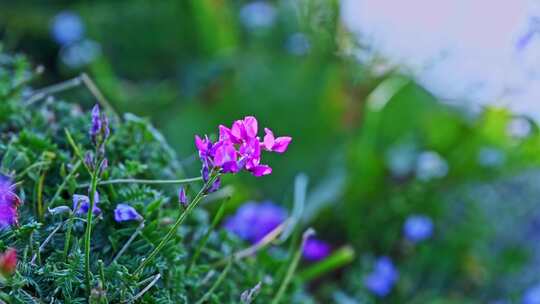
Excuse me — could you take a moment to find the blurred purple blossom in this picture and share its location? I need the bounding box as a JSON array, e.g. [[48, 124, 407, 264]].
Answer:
[[403, 214, 433, 243], [114, 204, 142, 222], [178, 187, 188, 207], [364, 257, 398, 297], [224, 201, 287, 243], [240, 1, 276, 30], [302, 237, 331, 261]]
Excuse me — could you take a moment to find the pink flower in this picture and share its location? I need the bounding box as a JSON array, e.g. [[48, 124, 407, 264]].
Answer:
[[194, 116, 291, 178], [0, 248, 17, 277]]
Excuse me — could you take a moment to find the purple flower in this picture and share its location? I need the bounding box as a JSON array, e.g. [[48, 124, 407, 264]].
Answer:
[[302, 237, 331, 261], [178, 187, 188, 207], [73, 192, 101, 216], [523, 283, 540, 304], [364, 257, 398, 297], [224, 201, 287, 243], [194, 116, 291, 178], [403, 214, 433, 243], [90, 104, 102, 140], [51, 11, 84, 46], [0, 175, 19, 228], [114, 204, 142, 222]]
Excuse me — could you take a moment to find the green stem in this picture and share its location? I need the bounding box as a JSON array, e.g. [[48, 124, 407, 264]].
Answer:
[[111, 221, 145, 264], [187, 200, 227, 274], [84, 171, 100, 296], [77, 177, 203, 188], [65, 128, 92, 173], [298, 245, 355, 282], [271, 229, 314, 304], [133, 174, 218, 276], [195, 259, 233, 304], [50, 160, 82, 207], [63, 216, 75, 262]]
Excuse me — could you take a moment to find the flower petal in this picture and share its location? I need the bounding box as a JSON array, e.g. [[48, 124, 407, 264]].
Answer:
[[250, 165, 272, 177], [272, 136, 292, 153], [263, 128, 275, 151], [243, 116, 258, 138]]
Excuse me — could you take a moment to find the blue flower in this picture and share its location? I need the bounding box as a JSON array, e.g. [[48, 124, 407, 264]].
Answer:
[[523, 283, 540, 304], [73, 193, 101, 216], [403, 214, 433, 243], [224, 201, 287, 243], [364, 257, 398, 297], [51, 11, 85, 46], [114, 204, 143, 222]]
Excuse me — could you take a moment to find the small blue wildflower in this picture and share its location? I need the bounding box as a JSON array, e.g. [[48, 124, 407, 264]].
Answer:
[[224, 201, 287, 243], [302, 237, 331, 261], [286, 33, 311, 56], [73, 193, 101, 216], [114, 204, 143, 222], [239, 1, 276, 30], [416, 151, 448, 181], [90, 104, 102, 141], [403, 214, 433, 243], [523, 283, 540, 304], [364, 257, 398, 297], [51, 11, 84, 46]]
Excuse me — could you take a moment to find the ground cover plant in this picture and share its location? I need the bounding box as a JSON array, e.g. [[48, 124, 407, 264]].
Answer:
[[0, 53, 333, 303]]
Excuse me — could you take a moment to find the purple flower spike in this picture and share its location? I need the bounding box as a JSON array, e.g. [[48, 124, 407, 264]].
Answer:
[[0, 175, 19, 229], [364, 256, 398, 297], [114, 204, 142, 222], [225, 201, 287, 243], [403, 214, 433, 243], [194, 116, 290, 178], [302, 237, 331, 261], [207, 177, 221, 194], [73, 192, 101, 216], [178, 187, 188, 207], [90, 104, 101, 139]]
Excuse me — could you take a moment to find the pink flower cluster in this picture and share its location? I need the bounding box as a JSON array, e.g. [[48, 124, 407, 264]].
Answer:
[[195, 116, 291, 178]]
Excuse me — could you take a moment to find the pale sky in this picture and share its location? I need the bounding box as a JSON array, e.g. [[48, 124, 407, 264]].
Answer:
[[341, 0, 540, 118]]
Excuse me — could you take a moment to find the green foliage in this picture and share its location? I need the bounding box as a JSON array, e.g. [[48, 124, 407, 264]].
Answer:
[[0, 54, 306, 303]]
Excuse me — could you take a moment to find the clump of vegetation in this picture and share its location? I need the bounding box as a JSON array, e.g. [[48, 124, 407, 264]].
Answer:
[[0, 53, 313, 303]]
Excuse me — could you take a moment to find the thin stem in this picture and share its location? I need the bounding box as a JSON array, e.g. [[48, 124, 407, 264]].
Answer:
[[123, 274, 161, 304], [133, 174, 218, 276], [77, 177, 203, 188], [49, 160, 82, 207], [111, 221, 145, 265], [63, 215, 75, 262], [15, 160, 51, 180], [36, 172, 46, 222], [80, 73, 120, 121], [65, 128, 92, 174], [298, 245, 355, 282], [195, 259, 233, 304], [187, 199, 227, 274], [24, 76, 83, 105], [84, 171, 100, 296], [30, 221, 64, 264], [271, 229, 314, 304]]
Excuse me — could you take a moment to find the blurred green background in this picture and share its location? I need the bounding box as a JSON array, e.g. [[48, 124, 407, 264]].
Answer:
[[2, 1, 540, 302]]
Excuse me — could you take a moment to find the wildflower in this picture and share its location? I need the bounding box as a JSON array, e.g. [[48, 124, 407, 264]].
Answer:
[[224, 201, 287, 243], [89, 104, 110, 156], [0, 248, 17, 278], [178, 187, 188, 207], [195, 116, 291, 179], [302, 237, 331, 261], [240, 1, 276, 30], [364, 257, 398, 297], [478, 147, 505, 168], [73, 192, 101, 215], [523, 283, 540, 304], [114, 204, 143, 222], [0, 175, 20, 229], [403, 215, 433, 243], [51, 11, 84, 46], [415, 151, 448, 181]]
